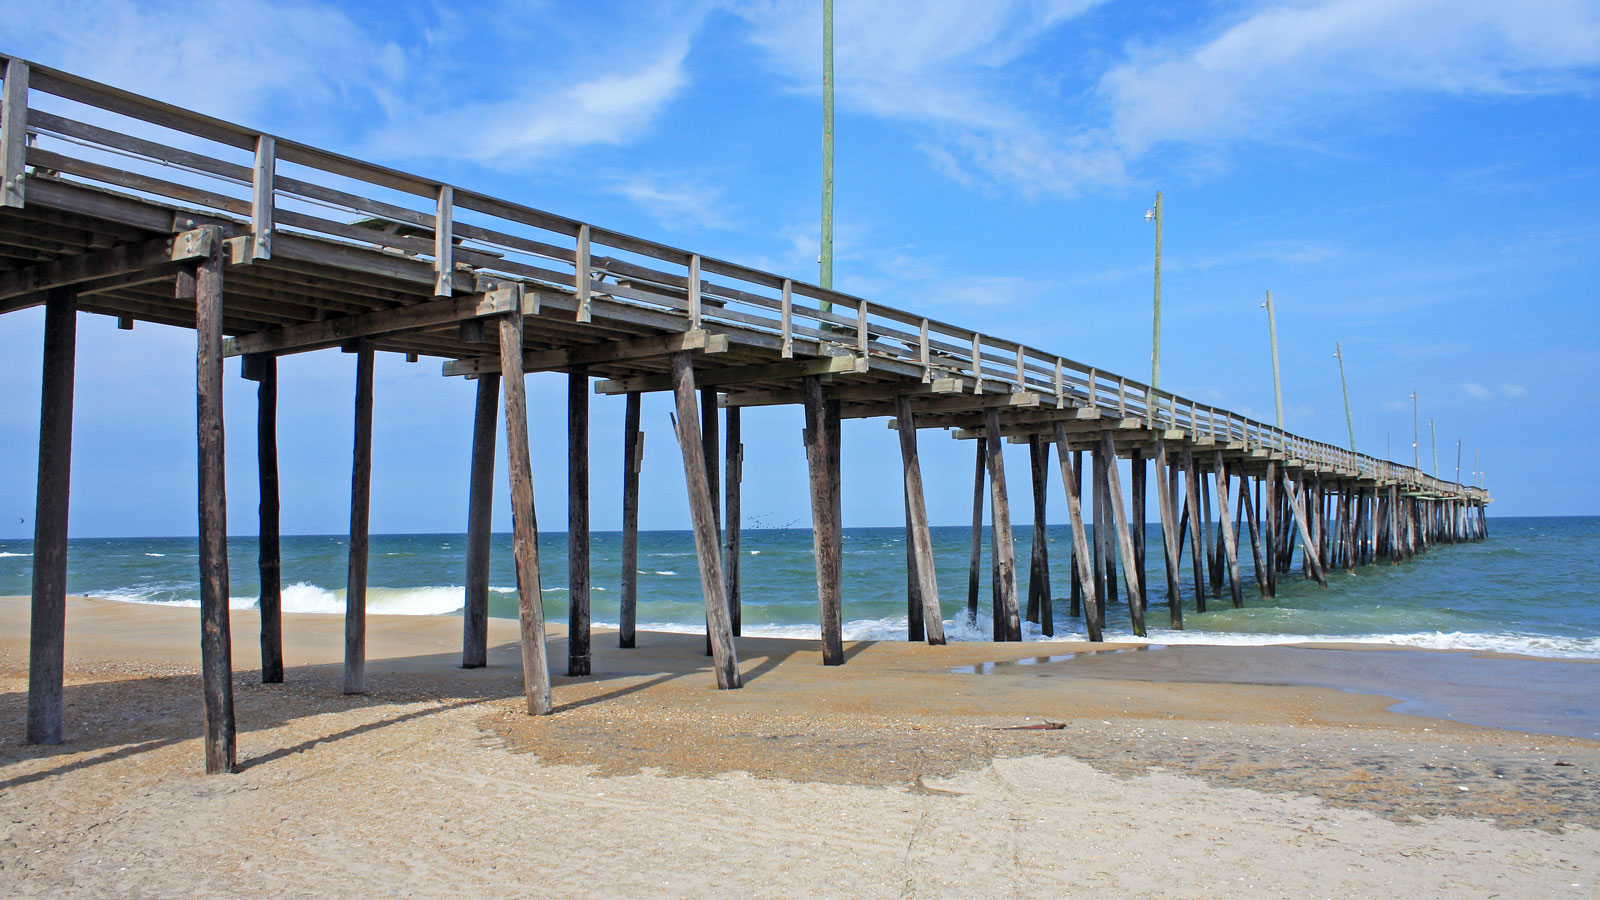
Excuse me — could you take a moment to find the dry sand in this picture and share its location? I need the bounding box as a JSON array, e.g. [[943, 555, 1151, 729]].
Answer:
[[1, 596, 1596, 899]]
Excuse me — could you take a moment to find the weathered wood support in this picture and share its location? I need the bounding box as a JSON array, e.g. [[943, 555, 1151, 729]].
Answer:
[[1027, 434, 1053, 635], [1213, 452, 1245, 608], [26, 286, 75, 746], [619, 392, 642, 648], [500, 307, 553, 713], [1130, 448, 1146, 619], [1263, 461, 1278, 596], [1051, 425, 1102, 641], [1102, 430, 1145, 636], [1070, 450, 1083, 618], [567, 367, 591, 677], [672, 356, 743, 683], [895, 395, 946, 645], [343, 344, 374, 696], [984, 408, 1021, 642], [1182, 447, 1207, 612], [1240, 472, 1269, 598], [802, 376, 844, 665], [725, 405, 742, 637], [462, 373, 498, 668], [1284, 477, 1329, 587], [1152, 440, 1184, 629], [193, 237, 236, 774], [967, 436, 986, 627], [256, 355, 283, 683]]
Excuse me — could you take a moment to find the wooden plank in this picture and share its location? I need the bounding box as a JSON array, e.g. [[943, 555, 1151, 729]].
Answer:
[[595, 354, 865, 394], [720, 377, 961, 408], [619, 392, 642, 649], [1051, 425, 1102, 641], [193, 235, 236, 774], [1152, 440, 1184, 629], [568, 367, 591, 676], [966, 436, 985, 627], [0, 228, 215, 303], [669, 351, 742, 686], [2, 59, 28, 208], [343, 345, 374, 696], [26, 286, 74, 745], [257, 356, 282, 684], [1101, 430, 1146, 636], [802, 376, 845, 663], [725, 405, 742, 637], [895, 394, 946, 645], [500, 308, 554, 714], [462, 374, 498, 668], [229, 288, 517, 358], [984, 408, 1021, 642], [843, 389, 1040, 420], [446, 330, 728, 376], [1213, 451, 1245, 608]]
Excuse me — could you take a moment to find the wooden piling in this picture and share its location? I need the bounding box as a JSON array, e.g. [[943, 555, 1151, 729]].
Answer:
[[1182, 447, 1207, 612], [1027, 434, 1053, 633], [893, 395, 946, 644], [967, 435, 986, 626], [1240, 472, 1268, 597], [567, 367, 591, 677], [257, 355, 283, 683], [194, 242, 236, 774], [499, 309, 553, 713], [1101, 430, 1145, 636], [1284, 476, 1329, 587], [984, 408, 1021, 642], [1263, 461, 1278, 596], [1130, 448, 1146, 618], [1213, 452, 1244, 608], [1152, 440, 1184, 629], [462, 373, 499, 668], [343, 345, 374, 696], [27, 286, 75, 746], [1070, 450, 1083, 618], [802, 376, 844, 665], [1051, 425, 1102, 641], [619, 392, 641, 648], [725, 405, 742, 637]]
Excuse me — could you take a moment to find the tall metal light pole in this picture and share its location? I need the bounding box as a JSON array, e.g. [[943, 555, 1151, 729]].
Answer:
[[1430, 419, 1438, 477], [820, 0, 834, 300], [1456, 438, 1462, 484], [1146, 192, 1163, 388], [1334, 341, 1355, 452], [1411, 391, 1419, 470], [1261, 291, 1283, 429]]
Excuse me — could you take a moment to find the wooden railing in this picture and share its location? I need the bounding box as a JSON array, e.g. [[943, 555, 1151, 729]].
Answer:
[[0, 53, 1485, 501]]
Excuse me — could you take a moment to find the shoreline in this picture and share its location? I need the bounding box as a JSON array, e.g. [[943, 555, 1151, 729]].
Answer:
[[2, 595, 1597, 897]]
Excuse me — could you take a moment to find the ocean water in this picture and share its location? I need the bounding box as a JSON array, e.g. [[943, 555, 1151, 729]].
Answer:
[[1, 516, 1595, 658]]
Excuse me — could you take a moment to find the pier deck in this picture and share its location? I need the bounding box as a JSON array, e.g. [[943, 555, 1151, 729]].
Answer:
[[0, 55, 1489, 771]]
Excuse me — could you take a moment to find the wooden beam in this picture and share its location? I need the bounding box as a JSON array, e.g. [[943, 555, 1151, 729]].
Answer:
[[444, 329, 729, 377], [1027, 435, 1053, 635], [1214, 451, 1245, 608], [846, 389, 1040, 420], [966, 436, 985, 628], [2, 58, 28, 208], [620, 392, 642, 649], [720, 376, 961, 408], [1284, 476, 1329, 587], [343, 345, 374, 696], [26, 286, 74, 746], [1101, 430, 1145, 637], [1241, 471, 1269, 598], [229, 286, 520, 358], [1182, 446, 1208, 612], [725, 405, 743, 637], [568, 367, 591, 677], [1152, 440, 1184, 629], [895, 394, 946, 645], [462, 373, 498, 668], [0, 227, 215, 303], [597, 354, 866, 394], [193, 233, 236, 774], [500, 308, 554, 714], [803, 376, 844, 665], [669, 351, 742, 686], [257, 356, 282, 684], [985, 407, 1021, 642], [1051, 424, 1102, 641]]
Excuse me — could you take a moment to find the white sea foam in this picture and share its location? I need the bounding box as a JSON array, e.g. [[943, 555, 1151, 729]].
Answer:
[[0, 551, 32, 558], [97, 582, 465, 616], [144, 553, 165, 557]]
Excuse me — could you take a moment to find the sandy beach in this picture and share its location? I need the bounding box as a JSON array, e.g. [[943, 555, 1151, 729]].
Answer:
[[1, 596, 1596, 899]]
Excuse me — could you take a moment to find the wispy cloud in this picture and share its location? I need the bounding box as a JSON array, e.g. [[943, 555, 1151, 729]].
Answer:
[[604, 175, 733, 231], [1462, 381, 1529, 401]]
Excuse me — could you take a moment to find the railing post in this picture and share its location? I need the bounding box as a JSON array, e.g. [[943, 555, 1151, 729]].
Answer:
[[1015, 345, 1025, 389], [250, 135, 274, 260], [780, 279, 793, 358], [688, 254, 702, 330], [856, 298, 868, 355], [919, 318, 931, 382], [1054, 358, 1064, 407], [575, 223, 591, 323], [2, 58, 29, 208], [971, 334, 983, 394], [433, 185, 454, 297]]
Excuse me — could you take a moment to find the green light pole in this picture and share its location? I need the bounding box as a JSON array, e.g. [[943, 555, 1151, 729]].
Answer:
[[1430, 418, 1438, 477], [820, 0, 834, 301], [1334, 341, 1355, 452], [1261, 291, 1283, 429], [1146, 191, 1162, 388]]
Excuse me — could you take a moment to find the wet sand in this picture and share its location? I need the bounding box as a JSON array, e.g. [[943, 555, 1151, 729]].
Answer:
[[1, 596, 1596, 898]]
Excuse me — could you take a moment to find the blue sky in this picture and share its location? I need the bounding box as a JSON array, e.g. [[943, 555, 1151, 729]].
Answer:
[[1, 0, 1597, 539]]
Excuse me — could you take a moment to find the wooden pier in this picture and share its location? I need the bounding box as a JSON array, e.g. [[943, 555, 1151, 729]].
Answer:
[[0, 56, 1490, 772]]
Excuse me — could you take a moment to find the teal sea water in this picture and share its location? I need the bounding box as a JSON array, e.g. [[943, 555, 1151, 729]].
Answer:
[[1, 516, 1595, 658]]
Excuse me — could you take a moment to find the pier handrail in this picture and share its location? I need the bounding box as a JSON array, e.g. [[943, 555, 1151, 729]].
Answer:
[[0, 53, 1484, 501]]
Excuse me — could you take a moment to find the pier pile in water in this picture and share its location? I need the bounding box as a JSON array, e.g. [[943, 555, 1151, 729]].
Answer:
[[0, 55, 1488, 772]]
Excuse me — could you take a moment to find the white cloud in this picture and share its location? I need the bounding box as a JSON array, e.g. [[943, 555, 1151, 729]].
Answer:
[[1382, 399, 1410, 411], [606, 175, 733, 231], [1462, 382, 1494, 400], [1461, 382, 1530, 401]]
